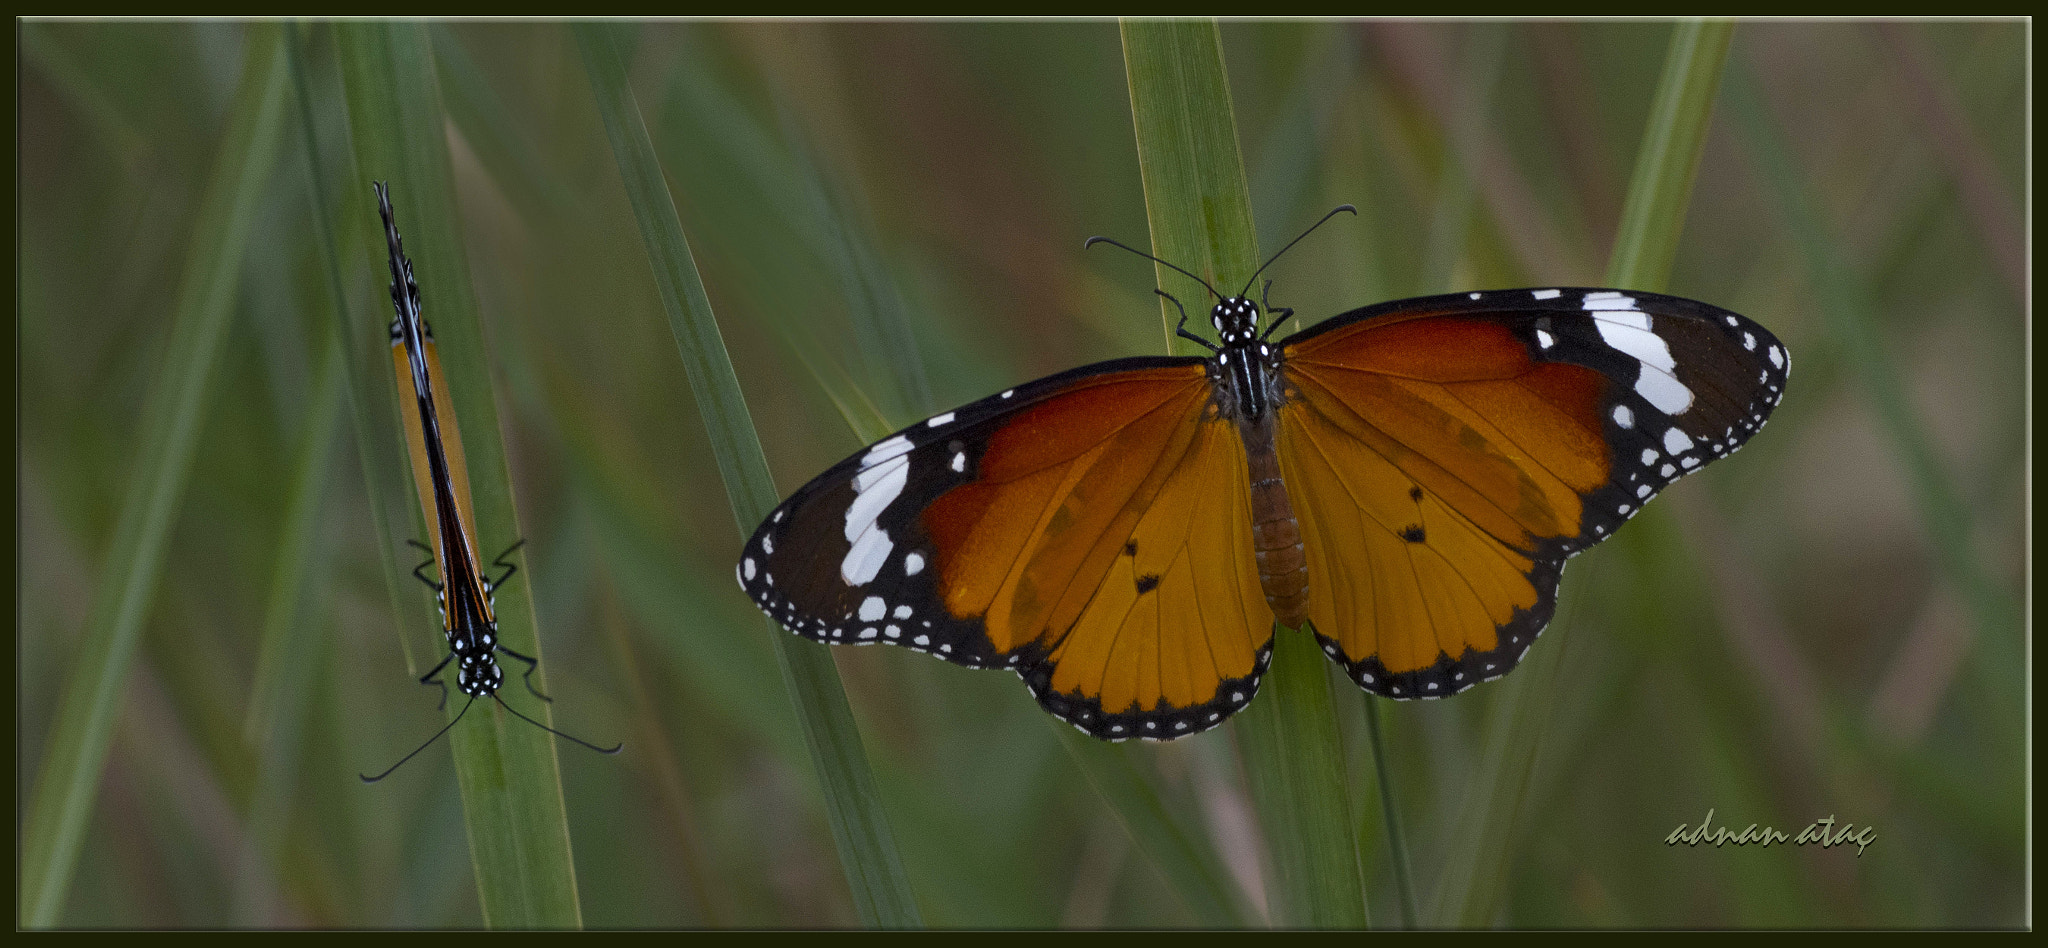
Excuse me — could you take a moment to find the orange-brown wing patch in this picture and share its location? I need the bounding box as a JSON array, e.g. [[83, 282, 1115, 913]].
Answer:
[[1279, 381, 1560, 696], [1287, 338, 1613, 549], [1025, 412, 1275, 738]]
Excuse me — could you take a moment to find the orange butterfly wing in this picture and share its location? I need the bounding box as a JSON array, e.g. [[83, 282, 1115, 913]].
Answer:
[[1274, 288, 1787, 697], [742, 359, 1275, 739]]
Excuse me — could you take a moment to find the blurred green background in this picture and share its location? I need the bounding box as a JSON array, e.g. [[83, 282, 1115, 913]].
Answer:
[[17, 20, 2026, 928]]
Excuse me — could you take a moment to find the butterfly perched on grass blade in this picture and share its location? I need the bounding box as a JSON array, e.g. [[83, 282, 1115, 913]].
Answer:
[[738, 207, 1786, 741], [364, 181, 620, 782]]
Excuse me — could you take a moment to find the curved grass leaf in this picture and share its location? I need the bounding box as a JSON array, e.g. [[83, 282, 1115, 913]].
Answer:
[[572, 22, 922, 929]]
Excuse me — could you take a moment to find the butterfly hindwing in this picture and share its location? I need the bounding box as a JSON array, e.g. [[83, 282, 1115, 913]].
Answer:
[[1276, 287, 1788, 697], [741, 356, 1276, 738]]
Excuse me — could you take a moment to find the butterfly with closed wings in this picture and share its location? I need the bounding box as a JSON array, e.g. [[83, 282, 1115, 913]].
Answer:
[[364, 182, 619, 782], [738, 207, 1786, 741]]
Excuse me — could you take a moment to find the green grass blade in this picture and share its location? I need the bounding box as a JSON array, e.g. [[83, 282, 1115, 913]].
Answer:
[[1426, 21, 1733, 927], [1360, 699, 1417, 928], [1604, 19, 1735, 290], [336, 21, 586, 929], [1119, 18, 1368, 928], [1054, 727, 1250, 926], [19, 24, 289, 928], [1121, 20, 1264, 354], [572, 23, 922, 929]]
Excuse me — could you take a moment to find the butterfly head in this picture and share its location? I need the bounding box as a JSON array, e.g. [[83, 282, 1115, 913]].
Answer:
[[448, 621, 503, 697], [1210, 297, 1262, 346], [455, 652, 503, 697]]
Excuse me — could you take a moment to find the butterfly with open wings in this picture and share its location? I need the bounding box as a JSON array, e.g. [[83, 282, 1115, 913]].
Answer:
[[738, 207, 1786, 741]]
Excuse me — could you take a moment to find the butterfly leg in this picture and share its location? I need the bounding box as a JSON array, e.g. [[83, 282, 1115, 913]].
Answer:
[[1259, 280, 1295, 339], [486, 538, 528, 594], [418, 652, 454, 711], [406, 539, 443, 592], [1159, 289, 1221, 353], [496, 645, 552, 703]]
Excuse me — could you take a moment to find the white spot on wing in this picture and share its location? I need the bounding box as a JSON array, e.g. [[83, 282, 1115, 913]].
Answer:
[[1635, 371, 1693, 415], [859, 596, 887, 622], [1663, 427, 1693, 454], [743, 557, 757, 581], [1594, 312, 1692, 414], [1640, 448, 1658, 465], [951, 452, 965, 473], [1536, 329, 1555, 349], [1769, 345, 1784, 369], [1582, 291, 1639, 311], [1591, 308, 1651, 331], [842, 449, 909, 587], [927, 412, 956, 428], [1612, 404, 1634, 429], [842, 531, 892, 586], [904, 551, 926, 576], [861, 435, 913, 468], [1532, 289, 1562, 300]]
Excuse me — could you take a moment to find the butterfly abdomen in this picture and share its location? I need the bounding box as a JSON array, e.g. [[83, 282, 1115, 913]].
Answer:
[[1242, 413, 1309, 630]]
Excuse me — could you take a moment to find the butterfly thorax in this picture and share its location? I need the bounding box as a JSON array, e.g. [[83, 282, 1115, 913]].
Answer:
[[1207, 297, 1281, 421]]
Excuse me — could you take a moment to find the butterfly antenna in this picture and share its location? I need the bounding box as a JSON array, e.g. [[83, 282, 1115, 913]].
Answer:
[[1084, 236, 1224, 302], [494, 696, 624, 756], [1237, 204, 1357, 299], [362, 695, 476, 783]]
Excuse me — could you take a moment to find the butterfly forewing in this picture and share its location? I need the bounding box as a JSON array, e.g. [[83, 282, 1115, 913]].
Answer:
[[1275, 287, 1788, 697]]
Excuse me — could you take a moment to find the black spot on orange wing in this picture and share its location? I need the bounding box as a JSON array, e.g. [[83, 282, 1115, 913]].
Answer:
[[1276, 288, 1785, 699]]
